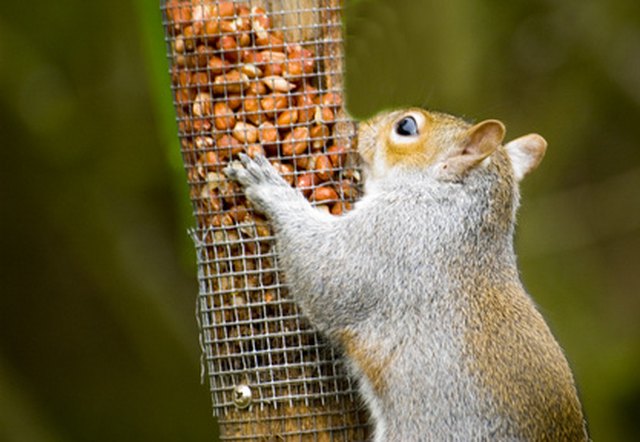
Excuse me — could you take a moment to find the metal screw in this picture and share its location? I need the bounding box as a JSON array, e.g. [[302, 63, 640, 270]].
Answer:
[[233, 384, 252, 409]]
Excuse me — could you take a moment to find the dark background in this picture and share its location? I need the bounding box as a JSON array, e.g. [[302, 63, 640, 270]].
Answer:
[[1, 0, 639, 440]]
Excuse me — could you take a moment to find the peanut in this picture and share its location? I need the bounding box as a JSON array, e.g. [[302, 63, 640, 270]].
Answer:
[[296, 92, 316, 123], [262, 75, 296, 93], [283, 60, 303, 79], [255, 33, 285, 51], [183, 25, 196, 50], [235, 15, 252, 33], [257, 122, 278, 145], [226, 95, 243, 111], [287, 44, 315, 74], [232, 121, 259, 144], [296, 173, 317, 197], [260, 93, 287, 116], [194, 136, 215, 150], [190, 72, 208, 87], [320, 92, 343, 108], [282, 127, 310, 156], [193, 92, 213, 117], [327, 144, 348, 168], [293, 155, 310, 170], [216, 134, 242, 159], [192, 118, 211, 132], [310, 124, 330, 150], [213, 70, 249, 94], [314, 105, 335, 125], [246, 80, 267, 96], [174, 36, 186, 53], [216, 35, 239, 61], [213, 102, 236, 130], [241, 63, 262, 78], [311, 186, 338, 202], [258, 50, 287, 63], [193, 45, 210, 67], [245, 143, 266, 158], [250, 6, 270, 40], [243, 96, 262, 125], [237, 32, 251, 47], [204, 19, 219, 38], [195, 151, 222, 178], [276, 109, 298, 127], [330, 201, 353, 216], [208, 56, 230, 75], [166, 0, 192, 29], [271, 161, 294, 185], [314, 154, 333, 182], [216, 2, 235, 18]]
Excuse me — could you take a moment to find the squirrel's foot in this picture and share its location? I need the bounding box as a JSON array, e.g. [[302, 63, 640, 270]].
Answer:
[[224, 154, 294, 215], [225, 154, 286, 188]]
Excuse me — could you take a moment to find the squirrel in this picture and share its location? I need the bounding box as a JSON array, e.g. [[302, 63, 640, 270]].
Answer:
[[225, 108, 589, 441]]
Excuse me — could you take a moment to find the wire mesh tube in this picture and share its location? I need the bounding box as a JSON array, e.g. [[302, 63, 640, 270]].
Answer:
[[161, 0, 371, 439]]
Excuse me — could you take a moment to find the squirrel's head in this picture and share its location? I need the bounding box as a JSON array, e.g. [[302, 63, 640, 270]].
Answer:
[[357, 108, 547, 185]]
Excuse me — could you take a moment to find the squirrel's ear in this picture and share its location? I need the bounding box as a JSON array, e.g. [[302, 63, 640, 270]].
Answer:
[[464, 119, 506, 158], [504, 134, 547, 182], [442, 120, 506, 175]]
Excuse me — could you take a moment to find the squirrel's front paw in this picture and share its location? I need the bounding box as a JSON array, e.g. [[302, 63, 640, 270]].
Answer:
[[224, 154, 291, 213], [225, 154, 286, 188]]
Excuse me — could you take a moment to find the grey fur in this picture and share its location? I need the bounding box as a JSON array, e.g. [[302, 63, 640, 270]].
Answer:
[[225, 126, 588, 441]]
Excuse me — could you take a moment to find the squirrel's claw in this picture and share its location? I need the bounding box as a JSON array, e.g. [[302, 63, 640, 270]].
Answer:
[[224, 154, 294, 215], [223, 161, 251, 187], [224, 154, 287, 188]]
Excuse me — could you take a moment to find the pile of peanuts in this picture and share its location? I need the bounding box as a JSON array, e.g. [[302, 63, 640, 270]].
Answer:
[[164, 0, 362, 371], [164, 2, 371, 437], [166, 0, 359, 237]]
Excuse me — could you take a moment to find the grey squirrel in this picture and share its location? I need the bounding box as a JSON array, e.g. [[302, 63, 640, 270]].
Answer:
[[225, 108, 589, 441]]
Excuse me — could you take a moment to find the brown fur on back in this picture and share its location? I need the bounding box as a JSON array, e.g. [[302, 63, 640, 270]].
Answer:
[[465, 280, 587, 440]]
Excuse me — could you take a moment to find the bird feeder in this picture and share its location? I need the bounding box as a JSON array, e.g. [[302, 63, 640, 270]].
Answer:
[[161, 0, 370, 439]]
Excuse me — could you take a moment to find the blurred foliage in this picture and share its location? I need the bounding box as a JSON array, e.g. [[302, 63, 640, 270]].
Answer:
[[0, 0, 638, 441], [0, 0, 217, 440]]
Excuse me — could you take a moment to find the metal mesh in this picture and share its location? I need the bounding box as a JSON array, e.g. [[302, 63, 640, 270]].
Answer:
[[161, 0, 370, 439]]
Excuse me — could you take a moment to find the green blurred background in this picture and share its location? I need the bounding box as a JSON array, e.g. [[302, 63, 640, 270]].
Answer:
[[1, 0, 638, 440]]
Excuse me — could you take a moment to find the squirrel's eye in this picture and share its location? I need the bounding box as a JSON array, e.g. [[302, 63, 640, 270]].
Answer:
[[395, 116, 419, 137]]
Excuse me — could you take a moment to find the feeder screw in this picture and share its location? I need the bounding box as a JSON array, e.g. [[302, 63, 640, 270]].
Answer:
[[233, 384, 252, 409]]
